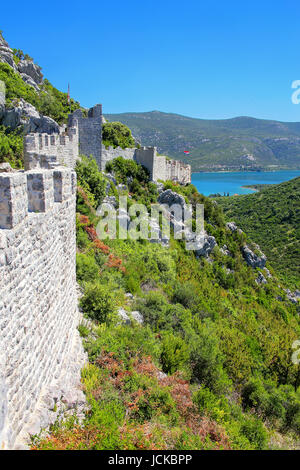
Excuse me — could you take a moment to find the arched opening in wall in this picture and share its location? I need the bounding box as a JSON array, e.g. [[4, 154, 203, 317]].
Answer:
[[53, 171, 63, 203]]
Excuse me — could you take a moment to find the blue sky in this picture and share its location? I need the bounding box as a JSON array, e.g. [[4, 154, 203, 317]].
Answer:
[[1, 0, 300, 121]]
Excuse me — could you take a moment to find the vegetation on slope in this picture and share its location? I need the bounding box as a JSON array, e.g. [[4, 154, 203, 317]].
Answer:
[[102, 121, 136, 149], [217, 177, 300, 289], [32, 157, 300, 450], [0, 52, 82, 167], [105, 111, 300, 171]]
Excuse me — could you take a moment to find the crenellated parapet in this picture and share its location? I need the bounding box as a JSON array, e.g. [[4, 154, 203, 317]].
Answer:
[[24, 125, 79, 171], [0, 168, 75, 230]]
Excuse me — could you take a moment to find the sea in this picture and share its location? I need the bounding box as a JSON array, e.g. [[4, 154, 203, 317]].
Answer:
[[191, 170, 300, 196]]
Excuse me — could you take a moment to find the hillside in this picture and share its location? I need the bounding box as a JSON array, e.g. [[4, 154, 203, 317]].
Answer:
[[32, 157, 300, 450], [217, 177, 300, 288], [105, 111, 300, 172], [0, 32, 82, 167]]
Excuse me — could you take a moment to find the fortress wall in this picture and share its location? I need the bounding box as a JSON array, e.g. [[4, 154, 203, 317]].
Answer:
[[0, 167, 84, 449], [100, 145, 136, 171], [165, 159, 191, 184], [24, 126, 79, 170], [69, 105, 102, 169]]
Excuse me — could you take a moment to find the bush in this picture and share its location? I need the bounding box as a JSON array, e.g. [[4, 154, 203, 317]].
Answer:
[[172, 281, 199, 312], [76, 253, 99, 283], [160, 332, 190, 374], [76, 155, 106, 207], [239, 416, 268, 450], [189, 321, 230, 394], [80, 282, 116, 324], [105, 156, 149, 184], [102, 122, 135, 149]]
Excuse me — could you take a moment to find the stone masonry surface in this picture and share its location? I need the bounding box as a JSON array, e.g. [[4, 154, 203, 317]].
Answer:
[[23, 103, 191, 184], [0, 167, 86, 449], [101, 145, 191, 184]]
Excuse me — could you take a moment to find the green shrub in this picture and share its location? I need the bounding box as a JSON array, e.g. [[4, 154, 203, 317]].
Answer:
[[76, 253, 99, 283], [239, 416, 268, 450], [102, 122, 135, 149], [160, 332, 190, 374], [80, 282, 116, 324], [76, 156, 106, 207]]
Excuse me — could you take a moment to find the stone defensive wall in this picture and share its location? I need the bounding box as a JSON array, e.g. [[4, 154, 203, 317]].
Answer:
[[24, 125, 79, 170], [101, 145, 192, 184], [0, 166, 85, 449], [68, 105, 103, 170]]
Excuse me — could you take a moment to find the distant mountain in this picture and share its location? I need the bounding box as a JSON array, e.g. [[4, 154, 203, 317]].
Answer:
[[104, 111, 300, 172]]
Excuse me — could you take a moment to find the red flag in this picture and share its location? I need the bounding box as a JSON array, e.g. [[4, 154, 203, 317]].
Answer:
[[184, 150, 190, 154]]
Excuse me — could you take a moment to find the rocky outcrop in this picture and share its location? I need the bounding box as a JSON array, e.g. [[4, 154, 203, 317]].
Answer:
[[226, 221, 238, 232], [284, 289, 300, 305], [0, 35, 43, 91], [158, 189, 186, 208], [17, 59, 43, 87], [0, 35, 17, 72], [2, 99, 59, 134], [242, 245, 267, 269], [188, 234, 217, 258], [117, 308, 143, 325], [256, 271, 267, 285]]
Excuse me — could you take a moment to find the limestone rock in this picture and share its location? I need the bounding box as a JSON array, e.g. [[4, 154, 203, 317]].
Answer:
[[284, 289, 300, 305], [20, 73, 40, 92], [17, 60, 43, 86], [2, 99, 59, 134], [105, 173, 117, 185], [193, 234, 217, 258], [256, 271, 267, 285], [158, 189, 186, 208], [0, 163, 13, 173], [242, 245, 267, 269], [0, 35, 17, 72], [226, 221, 238, 232], [130, 311, 143, 324], [118, 307, 131, 325], [220, 244, 231, 256]]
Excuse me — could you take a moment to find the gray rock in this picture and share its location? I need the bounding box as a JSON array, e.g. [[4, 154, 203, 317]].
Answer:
[[226, 221, 238, 232], [242, 245, 267, 269], [130, 311, 143, 324], [187, 233, 217, 258], [0, 163, 13, 173], [118, 307, 131, 325], [2, 99, 59, 134], [264, 267, 272, 278], [105, 173, 117, 185], [0, 36, 17, 72], [256, 271, 267, 285], [158, 189, 186, 208], [220, 244, 231, 256], [17, 60, 43, 86], [284, 289, 300, 305], [125, 293, 134, 300], [154, 182, 165, 194], [20, 73, 40, 92], [103, 195, 117, 208]]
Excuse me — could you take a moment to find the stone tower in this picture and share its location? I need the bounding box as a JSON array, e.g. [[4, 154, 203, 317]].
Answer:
[[68, 104, 102, 168]]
